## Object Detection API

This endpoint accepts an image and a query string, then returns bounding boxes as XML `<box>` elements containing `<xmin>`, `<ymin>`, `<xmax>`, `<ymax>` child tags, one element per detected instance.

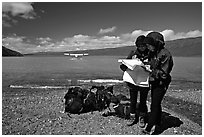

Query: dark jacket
<box><xmin>148</xmin><ymin>47</ymin><xmax>174</xmax><ymax>88</ymax></box>
<box><xmin>120</xmin><ymin>48</ymin><xmax>149</xmax><ymax>71</ymax></box>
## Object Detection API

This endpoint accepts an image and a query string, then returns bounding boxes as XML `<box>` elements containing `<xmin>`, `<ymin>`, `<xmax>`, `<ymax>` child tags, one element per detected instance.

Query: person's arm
<box><xmin>119</xmin><ymin>50</ymin><xmax>135</xmax><ymax>71</ymax></box>
<box><xmin>151</xmin><ymin>50</ymin><xmax>173</xmax><ymax>80</ymax></box>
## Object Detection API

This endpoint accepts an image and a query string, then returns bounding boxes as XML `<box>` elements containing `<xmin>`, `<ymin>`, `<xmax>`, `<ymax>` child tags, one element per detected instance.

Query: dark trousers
<box><xmin>127</xmin><ymin>83</ymin><xmax>149</xmax><ymax>115</ymax></box>
<box><xmin>145</xmin><ymin>84</ymin><xmax>166</xmax><ymax>132</ymax></box>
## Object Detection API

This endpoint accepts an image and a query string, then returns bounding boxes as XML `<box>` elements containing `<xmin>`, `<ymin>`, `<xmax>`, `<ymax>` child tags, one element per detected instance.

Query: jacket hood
<box><xmin>146</xmin><ymin>32</ymin><xmax>165</xmax><ymax>50</ymax></box>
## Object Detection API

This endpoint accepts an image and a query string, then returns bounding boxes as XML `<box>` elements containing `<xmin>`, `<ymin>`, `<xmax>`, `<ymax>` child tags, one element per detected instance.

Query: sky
<box><xmin>2</xmin><ymin>1</ymin><xmax>202</xmax><ymax>54</ymax></box>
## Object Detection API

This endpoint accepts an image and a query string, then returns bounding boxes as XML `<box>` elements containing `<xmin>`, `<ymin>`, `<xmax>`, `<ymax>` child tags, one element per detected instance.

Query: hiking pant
<box><xmin>145</xmin><ymin>84</ymin><xmax>166</xmax><ymax>132</ymax></box>
<box><xmin>127</xmin><ymin>83</ymin><xmax>149</xmax><ymax>115</ymax></box>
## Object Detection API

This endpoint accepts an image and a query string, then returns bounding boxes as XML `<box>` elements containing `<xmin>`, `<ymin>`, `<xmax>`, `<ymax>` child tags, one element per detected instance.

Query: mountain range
<box><xmin>77</xmin><ymin>36</ymin><xmax>202</xmax><ymax>57</ymax></box>
<box><xmin>4</xmin><ymin>36</ymin><xmax>202</xmax><ymax>57</ymax></box>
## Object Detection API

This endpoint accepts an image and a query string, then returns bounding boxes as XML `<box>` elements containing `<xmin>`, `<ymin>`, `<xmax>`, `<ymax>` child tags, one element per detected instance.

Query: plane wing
<box><xmin>64</xmin><ymin>53</ymin><xmax>89</xmax><ymax>57</ymax></box>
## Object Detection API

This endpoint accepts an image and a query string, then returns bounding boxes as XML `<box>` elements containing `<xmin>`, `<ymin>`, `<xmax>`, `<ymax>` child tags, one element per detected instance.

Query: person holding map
<box><xmin>141</xmin><ymin>32</ymin><xmax>174</xmax><ymax>135</ymax></box>
<box><xmin>120</xmin><ymin>35</ymin><xmax>150</xmax><ymax>128</ymax></box>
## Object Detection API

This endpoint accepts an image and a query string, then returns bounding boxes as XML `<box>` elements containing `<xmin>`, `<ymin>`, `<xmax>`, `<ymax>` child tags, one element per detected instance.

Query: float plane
<box><xmin>64</xmin><ymin>53</ymin><xmax>89</xmax><ymax>58</ymax></box>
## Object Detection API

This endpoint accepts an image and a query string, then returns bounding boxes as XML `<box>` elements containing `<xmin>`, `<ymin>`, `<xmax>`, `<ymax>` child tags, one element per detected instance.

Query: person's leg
<box><xmin>126</xmin><ymin>83</ymin><xmax>139</xmax><ymax>126</ymax></box>
<box><xmin>138</xmin><ymin>87</ymin><xmax>149</xmax><ymax>128</ymax></box>
<box><xmin>127</xmin><ymin>83</ymin><xmax>138</xmax><ymax>115</ymax></box>
<box><xmin>139</xmin><ymin>87</ymin><xmax>149</xmax><ymax>113</ymax></box>
<box><xmin>145</xmin><ymin>85</ymin><xmax>166</xmax><ymax>132</ymax></box>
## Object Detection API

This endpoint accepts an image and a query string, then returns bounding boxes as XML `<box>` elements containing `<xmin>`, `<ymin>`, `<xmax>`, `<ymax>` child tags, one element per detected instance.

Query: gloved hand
<box><xmin>120</xmin><ymin>64</ymin><xmax>128</xmax><ymax>71</ymax></box>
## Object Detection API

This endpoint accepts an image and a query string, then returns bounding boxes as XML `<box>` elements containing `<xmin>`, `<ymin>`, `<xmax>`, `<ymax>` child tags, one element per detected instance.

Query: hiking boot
<box><xmin>139</xmin><ymin>116</ymin><xmax>146</xmax><ymax>128</ymax></box>
<box><xmin>127</xmin><ymin>113</ymin><xmax>139</xmax><ymax>126</ymax></box>
<box><xmin>140</xmin><ymin>129</ymin><xmax>150</xmax><ymax>135</ymax></box>
<box><xmin>142</xmin><ymin>125</ymin><xmax>156</xmax><ymax>135</ymax></box>
<box><xmin>151</xmin><ymin>125</ymin><xmax>162</xmax><ymax>135</ymax></box>
<box><xmin>102</xmin><ymin>110</ymin><xmax>115</xmax><ymax>117</ymax></box>
<box><xmin>138</xmin><ymin>112</ymin><xmax>147</xmax><ymax>128</ymax></box>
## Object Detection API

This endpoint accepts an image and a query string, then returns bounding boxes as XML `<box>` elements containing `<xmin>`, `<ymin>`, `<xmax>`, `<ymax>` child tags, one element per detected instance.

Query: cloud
<box><xmin>2</xmin><ymin>13</ymin><xmax>18</xmax><ymax>27</ymax></box>
<box><xmin>2</xmin><ymin>2</ymin><xmax>37</xmax><ymax>27</ymax></box>
<box><xmin>61</xmin><ymin>34</ymin><xmax>122</xmax><ymax>51</ymax></box>
<box><xmin>161</xmin><ymin>29</ymin><xmax>202</xmax><ymax>41</ymax></box>
<box><xmin>2</xmin><ymin>35</ymin><xmax>37</xmax><ymax>53</ymax></box>
<box><xmin>98</xmin><ymin>26</ymin><xmax>117</xmax><ymax>34</ymax></box>
<box><xmin>2</xmin><ymin>29</ymin><xmax>202</xmax><ymax>54</ymax></box>
<box><xmin>121</xmin><ymin>29</ymin><xmax>202</xmax><ymax>43</ymax></box>
<box><xmin>36</xmin><ymin>37</ymin><xmax>53</xmax><ymax>45</ymax></box>
<box><xmin>120</xmin><ymin>30</ymin><xmax>152</xmax><ymax>43</ymax></box>
<box><xmin>2</xmin><ymin>19</ymin><xmax>13</xmax><ymax>27</ymax></box>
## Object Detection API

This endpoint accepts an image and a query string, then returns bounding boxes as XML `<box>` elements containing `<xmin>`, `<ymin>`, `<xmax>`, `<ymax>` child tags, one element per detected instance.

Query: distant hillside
<box><xmin>83</xmin><ymin>37</ymin><xmax>202</xmax><ymax>57</ymax></box>
<box><xmin>166</xmin><ymin>37</ymin><xmax>202</xmax><ymax>57</ymax></box>
<box><xmin>25</xmin><ymin>52</ymin><xmax>64</xmax><ymax>56</ymax></box>
<box><xmin>26</xmin><ymin>37</ymin><xmax>202</xmax><ymax>57</ymax></box>
<box><xmin>2</xmin><ymin>46</ymin><xmax>23</xmax><ymax>57</ymax></box>
<box><xmin>81</xmin><ymin>46</ymin><xmax>135</xmax><ymax>56</ymax></box>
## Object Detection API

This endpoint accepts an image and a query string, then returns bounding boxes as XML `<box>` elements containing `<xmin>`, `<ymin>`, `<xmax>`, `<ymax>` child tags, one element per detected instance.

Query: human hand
<box><xmin>144</xmin><ymin>65</ymin><xmax>152</xmax><ymax>72</ymax></box>
<box><xmin>120</xmin><ymin>64</ymin><xmax>128</xmax><ymax>71</ymax></box>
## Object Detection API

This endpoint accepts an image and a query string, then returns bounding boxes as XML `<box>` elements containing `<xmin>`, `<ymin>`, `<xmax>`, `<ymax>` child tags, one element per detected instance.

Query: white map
<box><xmin>118</xmin><ymin>58</ymin><xmax>144</xmax><ymax>70</ymax></box>
<box><xmin>118</xmin><ymin>59</ymin><xmax>150</xmax><ymax>87</ymax></box>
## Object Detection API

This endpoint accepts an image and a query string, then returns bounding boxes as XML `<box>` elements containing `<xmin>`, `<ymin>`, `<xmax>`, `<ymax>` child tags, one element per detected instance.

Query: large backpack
<box><xmin>64</xmin><ymin>85</ymin><xmax>114</xmax><ymax>115</ymax></box>
<box><xmin>64</xmin><ymin>86</ymin><xmax>87</xmax><ymax>114</ymax></box>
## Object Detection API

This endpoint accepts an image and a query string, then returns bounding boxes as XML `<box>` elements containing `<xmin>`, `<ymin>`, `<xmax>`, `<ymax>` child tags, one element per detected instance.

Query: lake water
<box><xmin>2</xmin><ymin>56</ymin><xmax>202</xmax><ymax>88</ymax></box>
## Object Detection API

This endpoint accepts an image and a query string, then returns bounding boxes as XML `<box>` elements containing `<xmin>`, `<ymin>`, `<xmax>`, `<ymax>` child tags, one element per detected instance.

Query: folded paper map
<box><xmin>118</xmin><ymin>59</ymin><xmax>144</xmax><ymax>70</ymax></box>
<box><xmin>118</xmin><ymin>59</ymin><xmax>149</xmax><ymax>87</ymax></box>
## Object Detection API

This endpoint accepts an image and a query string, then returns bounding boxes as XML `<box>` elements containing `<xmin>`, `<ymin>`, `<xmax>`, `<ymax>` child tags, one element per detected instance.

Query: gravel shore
<box><xmin>2</xmin><ymin>83</ymin><xmax>202</xmax><ymax>135</ymax></box>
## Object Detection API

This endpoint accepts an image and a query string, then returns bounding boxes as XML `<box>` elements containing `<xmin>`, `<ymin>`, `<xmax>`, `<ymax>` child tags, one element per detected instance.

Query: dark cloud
<box><xmin>2</xmin><ymin>2</ymin><xmax>37</xmax><ymax>27</ymax></box>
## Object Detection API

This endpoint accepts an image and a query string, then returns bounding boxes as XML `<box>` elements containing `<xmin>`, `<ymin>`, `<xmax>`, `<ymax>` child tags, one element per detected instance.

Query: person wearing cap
<box><xmin>120</xmin><ymin>35</ymin><xmax>150</xmax><ymax>128</ymax></box>
<box><xmin>141</xmin><ymin>32</ymin><xmax>174</xmax><ymax>135</ymax></box>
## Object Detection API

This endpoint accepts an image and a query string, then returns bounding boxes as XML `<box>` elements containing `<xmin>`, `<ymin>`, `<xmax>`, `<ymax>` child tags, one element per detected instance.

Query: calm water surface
<box><xmin>2</xmin><ymin>56</ymin><xmax>202</xmax><ymax>82</ymax></box>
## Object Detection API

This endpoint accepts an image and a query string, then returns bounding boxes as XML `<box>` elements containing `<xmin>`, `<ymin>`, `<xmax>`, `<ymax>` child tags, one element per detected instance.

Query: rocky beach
<box><xmin>2</xmin><ymin>81</ymin><xmax>202</xmax><ymax>135</ymax></box>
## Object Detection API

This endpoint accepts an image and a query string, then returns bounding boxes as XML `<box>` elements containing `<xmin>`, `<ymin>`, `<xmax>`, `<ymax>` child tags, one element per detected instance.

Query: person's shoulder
<box><xmin>160</xmin><ymin>48</ymin><xmax>172</xmax><ymax>56</ymax></box>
